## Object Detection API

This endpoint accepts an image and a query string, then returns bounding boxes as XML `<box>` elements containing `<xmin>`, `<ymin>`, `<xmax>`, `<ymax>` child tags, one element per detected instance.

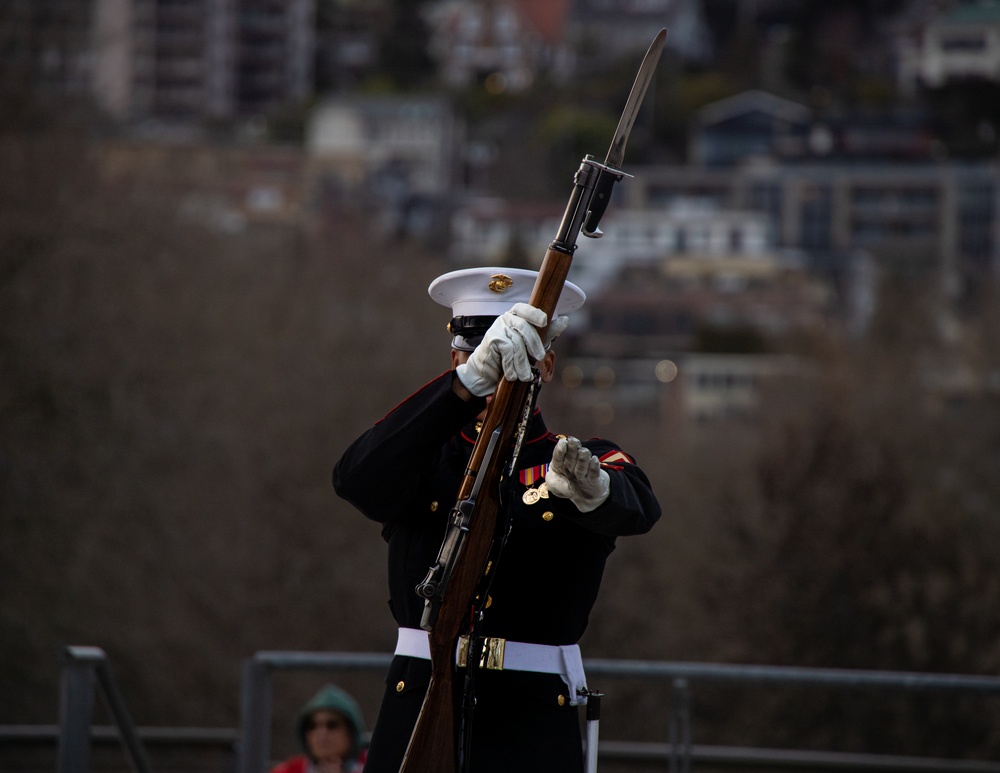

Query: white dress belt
<box><xmin>394</xmin><ymin>627</ymin><xmax>588</xmax><ymax>705</ymax></box>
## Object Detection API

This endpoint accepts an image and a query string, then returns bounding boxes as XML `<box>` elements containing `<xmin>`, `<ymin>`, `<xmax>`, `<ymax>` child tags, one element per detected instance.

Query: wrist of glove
<box><xmin>545</xmin><ymin>436</ymin><xmax>611</xmax><ymax>513</ymax></box>
<box><xmin>456</xmin><ymin>303</ymin><xmax>549</xmax><ymax>397</ymax></box>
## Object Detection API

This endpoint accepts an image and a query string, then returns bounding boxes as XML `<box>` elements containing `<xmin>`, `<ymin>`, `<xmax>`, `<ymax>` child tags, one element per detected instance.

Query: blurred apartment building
<box><xmin>569</xmin><ymin>0</ymin><xmax>712</xmax><ymax>65</ymax></box>
<box><xmin>449</xmin><ymin>87</ymin><xmax>997</xmax><ymax>317</ymax></box>
<box><xmin>4</xmin><ymin>0</ymin><xmax>315</xmax><ymax>123</ymax></box>
<box><xmin>638</xmin><ymin>88</ymin><xmax>1000</xmax><ymax>294</ymax></box>
<box><xmin>896</xmin><ymin>0</ymin><xmax>1000</xmax><ymax>92</ymax></box>
<box><xmin>422</xmin><ymin>0</ymin><xmax>712</xmax><ymax>93</ymax></box>
<box><xmin>305</xmin><ymin>95</ymin><xmax>460</xmax><ymax>241</ymax></box>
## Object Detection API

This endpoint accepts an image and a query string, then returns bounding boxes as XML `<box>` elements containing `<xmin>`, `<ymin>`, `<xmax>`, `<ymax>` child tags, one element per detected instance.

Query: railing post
<box><xmin>58</xmin><ymin>645</ymin><xmax>153</xmax><ymax>773</ymax></box>
<box><xmin>58</xmin><ymin>647</ymin><xmax>100</xmax><ymax>773</ymax></box>
<box><xmin>94</xmin><ymin>653</ymin><xmax>153</xmax><ymax>773</ymax></box>
<box><xmin>238</xmin><ymin>655</ymin><xmax>273</xmax><ymax>773</ymax></box>
<box><xmin>668</xmin><ymin>677</ymin><xmax>692</xmax><ymax>773</ymax></box>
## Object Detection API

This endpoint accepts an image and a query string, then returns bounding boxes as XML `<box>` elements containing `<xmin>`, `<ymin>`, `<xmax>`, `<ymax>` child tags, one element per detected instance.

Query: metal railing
<box><xmin>57</xmin><ymin>645</ymin><xmax>153</xmax><ymax>773</ymax></box>
<box><xmin>24</xmin><ymin>646</ymin><xmax>1000</xmax><ymax>773</ymax></box>
<box><xmin>239</xmin><ymin>650</ymin><xmax>1000</xmax><ymax>773</ymax></box>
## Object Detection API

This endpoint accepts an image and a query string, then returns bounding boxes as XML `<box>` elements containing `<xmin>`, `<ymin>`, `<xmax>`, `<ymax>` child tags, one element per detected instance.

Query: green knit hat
<box><xmin>295</xmin><ymin>683</ymin><xmax>366</xmax><ymax>762</ymax></box>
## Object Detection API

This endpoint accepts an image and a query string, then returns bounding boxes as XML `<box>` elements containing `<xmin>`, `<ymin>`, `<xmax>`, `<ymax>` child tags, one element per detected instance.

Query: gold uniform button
<box><xmin>557</xmin><ymin>694</ymin><xmax>567</xmax><ymax>706</ymax></box>
<box><xmin>430</xmin><ymin>501</ymin><xmax>439</xmax><ymax>512</ymax></box>
<box><xmin>396</xmin><ymin>681</ymin><xmax>405</xmax><ymax>693</ymax></box>
<box><xmin>542</xmin><ymin>511</ymin><xmax>554</xmax><ymax>521</ymax></box>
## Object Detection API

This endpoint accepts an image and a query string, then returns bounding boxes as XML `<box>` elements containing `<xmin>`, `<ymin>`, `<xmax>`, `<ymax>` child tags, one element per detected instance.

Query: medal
<box><xmin>537</xmin><ymin>481</ymin><xmax>549</xmax><ymax>498</ymax></box>
<box><xmin>522</xmin><ymin>488</ymin><xmax>541</xmax><ymax>505</ymax></box>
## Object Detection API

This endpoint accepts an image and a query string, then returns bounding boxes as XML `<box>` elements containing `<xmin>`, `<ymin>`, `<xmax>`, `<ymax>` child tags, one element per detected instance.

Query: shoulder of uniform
<box><xmin>546</xmin><ymin>433</ymin><xmax>637</xmax><ymax>467</ymax></box>
<box><xmin>584</xmin><ymin>437</ymin><xmax>636</xmax><ymax>468</ymax></box>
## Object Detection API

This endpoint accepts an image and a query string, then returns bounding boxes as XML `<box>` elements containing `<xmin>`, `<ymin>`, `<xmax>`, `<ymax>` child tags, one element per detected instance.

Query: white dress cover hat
<box><xmin>428</xmin><ymin>266</ymin><xmax>585</xmax><ymax>318</ymax></box>
<box><xmin>428</xmin><ymin>267</ymin><xmax>586</xmax><ymax>350</ymax></box>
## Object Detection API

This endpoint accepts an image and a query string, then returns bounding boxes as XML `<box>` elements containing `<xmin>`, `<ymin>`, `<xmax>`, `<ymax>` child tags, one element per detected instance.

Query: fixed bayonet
<box><xmin>581</xmin><ymin>28</ymin><xmax>666</xmax><ymax>238</ymax></box>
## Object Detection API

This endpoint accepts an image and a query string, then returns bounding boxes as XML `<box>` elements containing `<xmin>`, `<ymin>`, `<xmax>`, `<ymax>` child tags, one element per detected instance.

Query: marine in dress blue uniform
<box><xmin>333</xmin><ymin>268</ymin><xmax>661</xmax><ymax>773</ymax></box>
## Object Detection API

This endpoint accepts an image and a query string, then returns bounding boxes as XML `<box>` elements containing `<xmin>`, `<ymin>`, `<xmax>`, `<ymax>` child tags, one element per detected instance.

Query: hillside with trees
<box><xmin>3</xmin><ymin>120</ymin><xmax>1000</xmax><ymax>766</ymax></box>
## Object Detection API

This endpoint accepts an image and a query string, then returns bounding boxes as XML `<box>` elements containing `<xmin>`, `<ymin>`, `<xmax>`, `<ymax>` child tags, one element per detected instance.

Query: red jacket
<box><xmin>269</xmin><ymin>750</ymin><xmax>368</xmax><ymax>773</ymax></box>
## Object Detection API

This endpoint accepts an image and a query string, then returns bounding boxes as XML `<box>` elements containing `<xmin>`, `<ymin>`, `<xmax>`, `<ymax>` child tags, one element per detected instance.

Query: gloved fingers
<box><xmin>576</xmin><ymin>468</ymin><xmax>611</xmax><ymax>512</ymax></box>
<box><xmin>575</xmin><ymin>454</ymin><xmax>601</xmax><ymax>487</ymax></box>
<box><xmin>495</xmin><ymin>333</ymin><xmax>533</xmax><ymax>381</ymax></box>
<box><xmin>557</xmin><ymin>436</ymin><xmax>584</xmax><ymax>474</ymax></box>
<box><xmin>546</xmin><ymin>436</ymin><xmax>611</xmax><ymax>512</ymax></box>
<box><xmin>551</xmin><ymin>436</ymin><xmax>580</xmax><ymax>474</ymax></box>
<box><xmin>550</xmin><ymin>436</ymin><xmax>569</xmax><ymax>472</ymax></box>
<box><xmin>566</xmin><ymin>437</ymin><xmax>590</xmax><ymax>470</ymax></box>
<box><xmin>567</xmin><ymin>445</ymin><xmax>598</xmax><ymax>486</ymax></box>
<box><xmin>509</xmin><ymin>304</ymin><xmax>569</xmax><ymax>349</ymax></box>
<box><xmin>509</xmin><ymin>302</ymin><xmax>548</xmax><ymax>328</ymax></box>
<box><xmin>545</xmin><ymin>315</ymin><xmax>570</xmax><ymax>345</ymax></box>
<box><xmin>486</xmin><ymin>305</ymin><xmax>545</xmax><ymax>381</ymax></box>
<box><xmin>503</xmin><ymin>309</ymin><xmax>546</xmax><ymax>362</ymax></box>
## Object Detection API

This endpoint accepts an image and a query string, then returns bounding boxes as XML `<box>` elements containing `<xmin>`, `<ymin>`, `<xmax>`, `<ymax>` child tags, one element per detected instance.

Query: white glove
<box><xmin>545</xmin><ymin>314</ymin><xmax>570</xmax><ymax>346</ymax></box>
<box><xmin>546</xmin><ymin>436</ymin><xmax>611</xmax><ymax>513</ymax></box>
<box><xmin>456</xmin><ymin>303</ymin><xmax>548</xmax><ymax>397</ymax></box>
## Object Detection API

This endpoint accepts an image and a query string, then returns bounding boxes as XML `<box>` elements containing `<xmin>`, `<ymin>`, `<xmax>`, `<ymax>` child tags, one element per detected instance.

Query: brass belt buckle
<box><xmin>483</xmin><ymin>637</ymin><xmax>506</xmax><ymax>670</ymax></box>
<box><xmin>456</xmin><ymin>635</ymin><xmax>506</xmax><ymax>670</ymax></box>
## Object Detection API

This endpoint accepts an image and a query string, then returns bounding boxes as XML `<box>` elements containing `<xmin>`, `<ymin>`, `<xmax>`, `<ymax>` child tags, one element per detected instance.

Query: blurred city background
<box><xmin>3</xmin><ymin>0</ymin><xmax>1000</xmax><ymax>770</ymax></box>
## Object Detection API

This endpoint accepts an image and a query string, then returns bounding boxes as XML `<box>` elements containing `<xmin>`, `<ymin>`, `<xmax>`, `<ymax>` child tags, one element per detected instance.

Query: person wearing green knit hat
<box><xmin>269</xmin><ymin>683</ymin><xmax>368</xmax><ymax>773</ymax></box>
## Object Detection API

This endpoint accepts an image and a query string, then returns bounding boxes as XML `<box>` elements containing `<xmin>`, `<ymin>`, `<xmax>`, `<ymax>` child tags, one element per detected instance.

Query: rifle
<box><xmin>399</xmin><ymin>29</ymin><xmax>666</xmax><ymax>773</ymax></box>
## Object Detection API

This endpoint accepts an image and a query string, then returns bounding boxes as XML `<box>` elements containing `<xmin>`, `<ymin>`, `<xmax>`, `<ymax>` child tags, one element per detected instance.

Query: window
<box><xmin>940</xmin><ymin>34</ymin><xmax>987</xmax><ymax>52</ymax></box>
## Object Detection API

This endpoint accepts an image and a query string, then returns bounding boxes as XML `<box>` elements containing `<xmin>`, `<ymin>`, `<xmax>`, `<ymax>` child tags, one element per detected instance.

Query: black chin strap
<box><xmin>448</xmin><ymin>315</ymin><xmax>497</xmax><ymax>338</ymax></box>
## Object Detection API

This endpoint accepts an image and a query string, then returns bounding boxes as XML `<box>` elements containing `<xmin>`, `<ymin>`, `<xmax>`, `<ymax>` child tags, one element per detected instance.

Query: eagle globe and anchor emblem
<box><xmin>488</xmin><ymin>274</ymin><xmax>514</xmax><ymax>293</ymax></box>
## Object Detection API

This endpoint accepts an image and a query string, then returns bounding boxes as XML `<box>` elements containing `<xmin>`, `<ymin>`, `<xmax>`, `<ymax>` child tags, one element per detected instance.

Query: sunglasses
<box><xmin>306</xmin><ymin>717</ymin><xmax>346</xmax><ymax>732</ymax></box>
